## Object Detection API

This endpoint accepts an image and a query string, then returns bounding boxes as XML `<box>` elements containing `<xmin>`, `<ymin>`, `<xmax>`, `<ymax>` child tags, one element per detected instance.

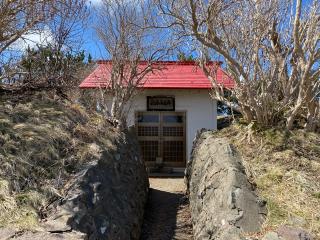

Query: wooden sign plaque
<box><xmin>147</xmin><ymin>96</ymin><xmax>175</xmax><ymax>111</ymax></box>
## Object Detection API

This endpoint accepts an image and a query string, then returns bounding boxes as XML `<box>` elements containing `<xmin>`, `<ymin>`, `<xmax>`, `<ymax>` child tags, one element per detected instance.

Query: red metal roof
<box><xmin>79</xmin><ymin>61</ymin><xmax>234</xmax><ymax>89</ymax></box>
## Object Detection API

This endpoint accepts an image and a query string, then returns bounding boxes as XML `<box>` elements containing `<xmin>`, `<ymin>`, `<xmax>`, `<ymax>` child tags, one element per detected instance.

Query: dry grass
<box><xmin>0</xmin><ymin>96</ymin><xmax>118</xmax><ymax>230</ymax></box>
<box><xmin>214</xmin><ymin>124</ymin><xmax>320</xmax><ymax>239</ymax></box>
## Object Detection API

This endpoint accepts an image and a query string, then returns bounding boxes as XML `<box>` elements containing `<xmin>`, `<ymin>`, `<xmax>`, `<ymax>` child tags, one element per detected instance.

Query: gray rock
<box><xmin>62</xmin><ymin>131</ymin><xmax>149</xmax><ymax>240</ymax></box>
<box><xmin>186</xmin><ymin>132</ymin><xmax>267</xmax><ymax>240</ymax></box>
<box><xmin>263</xmin><ymin>232</ymin><xmax>282</xmax><ymax>240</ymax></box>
<box><xmin>42</xmin><ymin>213</ymin><xmax>73</xmax><ymax>232</ymax></box>
<box><xmin>9</xmin><ymin>131</ymin><xmax>149</xmax><ymax>240</ymax></box>
<box><xmin>277</xmin><ymin>225</ymin><xmax>313</xmax><ymax>240</ymax></box>
<box><xmin>10</xmin><ymin>231</ymin><xmax>86</xmax><ymax>239</ymax></box>
<box><xmin>115</xmin><ymin>153</ymin><xmax>121</xmax><ymax>161</ymax></box>
<box><xmin>0</xmin><ymin>227</ymin><xmax>17</xmax><ymax>239</ymax></box>
<box><xmin>288</xmin><ymin>215</ymin><xmax>307</xmax><ymax>228</ymax></box>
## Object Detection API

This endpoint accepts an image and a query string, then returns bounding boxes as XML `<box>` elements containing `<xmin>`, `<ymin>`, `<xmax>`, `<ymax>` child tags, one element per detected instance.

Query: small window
<box><xmin>137</xmin><ymin>114</ymin><xmax>159</xmax><ymax>123</ymax></box>
<box><xmin>163</xmin><ymin>115</ymin><xmax>183</xmax><ymax>123</ymax></box>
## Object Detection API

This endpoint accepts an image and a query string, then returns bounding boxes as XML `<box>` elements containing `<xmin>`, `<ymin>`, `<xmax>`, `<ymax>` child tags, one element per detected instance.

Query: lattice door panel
<box><xmin>136</xmin><ymin>111</ymin><xmax>186</xmax><ymax>167</ymax></box>
<box><xmin>163</xmin><ymin>141</ymin><xmax>184</xmax><ymax>162</ymax></box>
<box><xmin>161</xmin><ymin>112</ymin><xmax>185</xmax><ymax>164</ymax></box>
<box><xmin>139</xmin><ymin>141</ymin><xmax>159</xmax><ymax>162</ymax></box>
<box><xmin>162</xmin><ymin>126</ymin><xmax>184</xmax><ymax>137</ymax></box>
<box><xmin>138</xmin><ymin>126</ymin><xmax>159</xmax><ymax>136</ymax></box>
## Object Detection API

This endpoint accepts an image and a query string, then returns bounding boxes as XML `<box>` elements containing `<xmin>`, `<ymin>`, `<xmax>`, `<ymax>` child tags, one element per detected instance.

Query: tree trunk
<box><xmin>286</xmin><ymin>114</ymin><xmax>296</xmax><ymax>130</ymax></box>
<box><xmin>305</xmin><ymin>101</ymin><xmax>319</xmax><ymax>132</ymax></box>
<box><xmin>286</xmin><ymin>97</ymin><xmax>303</xmax><ymax>130</ymax></box>
<box><xmin>111</xmin><ymin>96</ymin><xmax>118</xmax><ymax>118</ymax></box>
<box><xmin>241</xmin><ymin>106</ymin><xmax>254</xmax><ymax>123</ymax></box>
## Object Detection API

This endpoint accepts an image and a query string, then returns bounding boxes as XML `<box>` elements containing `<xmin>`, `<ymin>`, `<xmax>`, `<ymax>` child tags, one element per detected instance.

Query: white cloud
<box><xmin>13</xmin><ymin>27</ymin><xmax>54</xmax><ymax>51</ymax></box>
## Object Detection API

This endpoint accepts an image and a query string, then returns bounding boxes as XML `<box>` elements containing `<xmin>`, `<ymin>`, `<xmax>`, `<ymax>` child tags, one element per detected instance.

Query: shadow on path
<box><xmin>140</xmin><ymin>187</ymin><xmax>193</xmax><ymax>240</ymax></box>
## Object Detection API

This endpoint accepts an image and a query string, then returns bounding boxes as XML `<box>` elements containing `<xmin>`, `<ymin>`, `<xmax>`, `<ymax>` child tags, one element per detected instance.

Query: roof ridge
<box><xmin>96</xmin><ymin>60</ymin><xmax>223</xmax><ymax>66</ymax></box>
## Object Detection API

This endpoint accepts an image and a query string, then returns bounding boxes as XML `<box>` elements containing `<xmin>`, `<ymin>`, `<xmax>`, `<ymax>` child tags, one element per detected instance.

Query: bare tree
<box><xmin>0</xmin><ymin>1</ymin><xmax>54</xmax><ymax>55</ymax></box>
<box><xmin>156</xmin><ymin>0</ymin><xmax>320</xmax><ymax>131</ymax></box>
<box><xmin>94</xmin><ymin>0</ymin><xmax>170</xmax><ymax>126</ymax></box>
<box><xmin>0</xmin><ymin>0</ymin><xmax>89</xmax><ymax>97</ymax></box>
<box><xmin>0</xmin><ymin>0</ymin><xmax>54</xmax><ymax>83</ymax></box>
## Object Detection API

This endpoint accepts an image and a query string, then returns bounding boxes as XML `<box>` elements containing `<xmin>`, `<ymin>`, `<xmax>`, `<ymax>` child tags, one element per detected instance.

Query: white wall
<box><xmin>127</xmin><ymin>89</ymin><xmax>217</xmax><ymax>162</ymax></box>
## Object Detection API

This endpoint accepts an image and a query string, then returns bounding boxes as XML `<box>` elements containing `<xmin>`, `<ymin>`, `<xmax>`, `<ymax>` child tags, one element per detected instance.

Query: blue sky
<box><xmin>82</xmin><ymin>0</ymin><xmax>106</xmax><ymax>59</ymax></box>
<box><xmin>11</xmin><ymin>0</ymin><xmax>107</xmax><ymax>60</ymax></box>
<box><xmin>81</xmin><ymin>1</ymin><xmax>186</xmax><ymax>61</ymax></box>
<box><xmin>82</xmin><ymin>25</ymin><xmax>106</xmax><ymax>59</ymax></box>
<box><xmin>81</xmin><ymin>0</ymin><xmax>316</xmax><ymax>61</ymax></box>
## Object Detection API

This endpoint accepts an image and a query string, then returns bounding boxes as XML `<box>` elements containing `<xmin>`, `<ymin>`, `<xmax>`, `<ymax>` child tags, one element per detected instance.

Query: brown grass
<box><xmin>0</xmin><ymin>96</ymin><xmax>118</xmax><ymax>230</ymax></box>
<box><xmin>214</xmin><ymin>124</ymin><xmax>320</xmax><ymax>239</ymax></box>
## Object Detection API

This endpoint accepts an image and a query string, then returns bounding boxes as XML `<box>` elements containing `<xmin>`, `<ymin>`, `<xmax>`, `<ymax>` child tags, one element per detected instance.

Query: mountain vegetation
<box><xmin>0</xmin><ymin>95</ymin><xmax>116</xmax><ymax>229</ymax></box>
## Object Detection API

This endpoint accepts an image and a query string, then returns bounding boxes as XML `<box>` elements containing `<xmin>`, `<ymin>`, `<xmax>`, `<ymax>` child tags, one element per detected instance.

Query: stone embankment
<box><xmin>1</xmin><ymin>130</ymin><xmax>149</xmax><ymax>240</ymax></box>
<box><xmin>185</xmin><ymin>130</ymin><xmax>267</xmax><ymax>240</ymax></box>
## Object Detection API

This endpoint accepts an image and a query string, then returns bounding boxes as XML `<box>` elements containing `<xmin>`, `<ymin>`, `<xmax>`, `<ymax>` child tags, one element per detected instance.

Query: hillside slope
<box><xmin>0</xmin><ymin>96</ymin><xmax>117</xmax><ymax>230</ymax></box>
<box><xmin>215</xmin><ymin>124</ymin><xmax>320</xmax><ymax>239</ymax></box>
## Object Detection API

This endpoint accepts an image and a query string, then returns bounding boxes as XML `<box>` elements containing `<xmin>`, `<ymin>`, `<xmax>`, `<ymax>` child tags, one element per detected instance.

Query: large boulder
<box><xmin>186</xmin><ymin>131</ymin><xmax>267</xmax><ymax>240</ymax></box>
<box><xmin>7</xmin><ymin>130</ymin><xmax>149</xmax><ymax>240</ymax></box>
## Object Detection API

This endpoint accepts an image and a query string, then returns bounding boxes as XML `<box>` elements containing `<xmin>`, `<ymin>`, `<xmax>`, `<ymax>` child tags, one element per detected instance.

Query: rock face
<box><xmin>261</xmin><ymin>226</ymin><xmax>314</xmax><ymax>240</ymax></box>
<box><xmin>58</xmin><ymin>130</ymin><xmax>149</xmax><ymax>239</ymax></box>
<box><xmin>8</xmin><ymin>130</ymin><xmax>149</xmax><ymax>240</ymax></box>
<box><xmin>277</xmin><ymin>225</ymin><xmax>313</xmax><ymax>240</ymax></box>
<box><xmin>185</xmin><ymin>130</ymin><xmax>267</xmax><ymax>240</ymax></box>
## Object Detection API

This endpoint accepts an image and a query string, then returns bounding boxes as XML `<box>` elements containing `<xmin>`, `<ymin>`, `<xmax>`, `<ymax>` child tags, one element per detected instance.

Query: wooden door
<box><xmin>136</xmin><ymin>111</ymin><xmax>186</xmax><ymax>167</ymax></box>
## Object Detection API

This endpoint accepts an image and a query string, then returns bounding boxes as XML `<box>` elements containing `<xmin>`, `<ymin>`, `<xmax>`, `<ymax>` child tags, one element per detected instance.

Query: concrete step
<box><xmin>147</xmin><ymin>167</ymin><xmax>185</xmax><ymax>178</ymax></box>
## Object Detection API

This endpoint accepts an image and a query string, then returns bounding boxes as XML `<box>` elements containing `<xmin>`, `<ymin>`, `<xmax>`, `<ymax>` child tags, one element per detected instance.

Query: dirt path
<box><xmin>140</xmin><ymin>178</ymin><xmax>193</xmax><ymax>240</ymax></box>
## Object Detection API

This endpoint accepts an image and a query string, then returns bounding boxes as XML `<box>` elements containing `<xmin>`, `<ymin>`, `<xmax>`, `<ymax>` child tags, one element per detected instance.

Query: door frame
<box><xmin>135</xmin><ymin>111</ymin><xmax>187</xmax><ymax>168</ymax></box>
